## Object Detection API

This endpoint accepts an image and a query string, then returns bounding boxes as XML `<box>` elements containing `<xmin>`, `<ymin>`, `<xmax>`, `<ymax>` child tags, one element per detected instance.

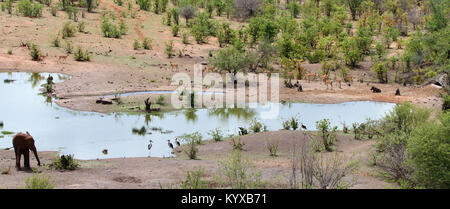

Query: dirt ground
<box><xmin>0</xmin><ymin>0</ymin><xmax>445</xmax><ymax>189</ymax></box>
<box><xmin>0</xmin><ymin>130</ymin><xmax>394</xmax><ymax>189</ymax></box>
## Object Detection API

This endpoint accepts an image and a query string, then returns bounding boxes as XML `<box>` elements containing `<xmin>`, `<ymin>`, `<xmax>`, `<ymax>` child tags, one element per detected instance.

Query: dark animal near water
<box><xmin>297</xmin><ymin>84</ymin><xmax>303</xmax><ymax>92</ymax></box>
<box><xmin>167</xmin><ymin>140</ymin><xmax>174</xmax><ymax>149</ymax></box>
<box><xmin>395</xmin><ymin>88</ymin><xmax>401</xmax><ymax>96</ymax></box>
<box><xmin>370</xmin><ymin>86</ymin><xmax>381</xmax><ymax>93</ymax></box>
<box><xmin>13</xmin><ymin>132</ymin><xmax>41</xmax><ymax>170</ymax></box>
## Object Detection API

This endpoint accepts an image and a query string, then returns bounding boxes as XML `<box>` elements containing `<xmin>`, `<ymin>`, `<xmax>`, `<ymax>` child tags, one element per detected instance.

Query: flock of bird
<box><xmin>147</xmin><ymin>138</ymin><xmax>181</xmax><ymax>151</ymax></box>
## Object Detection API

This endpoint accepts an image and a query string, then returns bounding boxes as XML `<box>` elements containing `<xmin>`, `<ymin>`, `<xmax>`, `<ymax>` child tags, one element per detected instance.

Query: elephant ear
<box><xmin>26</xmin><ymin>131</ymin><xmax>31</xmax><ymax>136</ymax></box>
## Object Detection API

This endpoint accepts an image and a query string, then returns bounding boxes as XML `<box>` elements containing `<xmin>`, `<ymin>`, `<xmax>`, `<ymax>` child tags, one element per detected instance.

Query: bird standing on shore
<box><xmin>301</xmin><ymin>123</ymin><xmax>307</xmax><ymax>130</ymax></box>
<box><xmin>168</xmin><ymin>140</ymin><xmax>174</xmax><ymax>149</ymax></box>
<box><xmin>148</xmin><ymin>140</ymin><xmax>153</xmax><ymax>150</ymax></box>
<box><xmin>175</xmin><ymin>138</ymin><xmax>180</xmax><ymax>147</ymax></box>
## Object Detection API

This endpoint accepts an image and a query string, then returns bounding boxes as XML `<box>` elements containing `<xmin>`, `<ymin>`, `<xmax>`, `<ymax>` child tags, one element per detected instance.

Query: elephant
<box><xmin>12</xmin><ymin>132</ymin><xmax>41</xmax><ymax>170</ymax></box>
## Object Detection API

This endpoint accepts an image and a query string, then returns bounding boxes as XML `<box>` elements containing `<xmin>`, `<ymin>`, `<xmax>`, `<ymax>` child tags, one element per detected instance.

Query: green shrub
<box><xmin>216</xmin><ymin>151</ymin><xmax>262</xmax><ymax>189</ymax></box>
<box><xmin>62</xmin><ymin>22</ymin><xmax>77</xmax><ymax>39</ymax></box>
<box><xmin>443</xmin><ymin>94</ymin><xmax>450</xmax><ymax>111</ymax></box>
<box><xmin>136</xmin><ymin>0</ymin><xmax>150</xmax><ymax>11</ymax></box>
<box><xmin>101</xmin><ymin>18</ymin><xmax>122</xmax><ymax>38</ymax></box>
<box><xmin>181</xmin><ymin>167</ymin><xmax>208</xmax><ymax>189</ymax></box>
<box><xmin>182</xmin><ymin>31</ymin><xmax>190</xmax><ymax>44</ymax></box>
<box><xmin>7</xmin><ymin>49</ymin><xmax>12</xmax><ymax>55</ymax></box>
<box><xmin>249</xmin><ymin>120</ymin><xmax>266</xmax><ymax>133</ymax></box>
<box><xmin>5</xmin><ymin>0</ymin><xmax>13</xmax><ymax>14</ymax></box>
<box><xmin>165</xmin><ymin>40</ymin><xmax>174</xmax><ymax>58</ymax></box>
<box><xmin>315</xmin><ymin>119</ymin><xmax>338</xmax><ymax>152</ymax></box>
<box><xmin>408</xmin><ymin>112</ymin><xmax>450</xmax><ymax>189</ymax></box>
<box><xmin>18</xmin><ymin>0</ymin><xmax>43</xmax><ymax>18</ymax></box>
<box><xmin>207</xmin><ymin>128</ymin><xmax>223</xmax><ymax>142</ymax></box>
<box><xmin>265</xmin><ymin>138</ymin><xmax>279</xmax><ymax>157</ymax></box>
<box><xmin>171</xmin><ymin>24</ymin><xmax>179</xmax><ymax>37</ymax></box>
<box><xmin>180</xmin><ymin>133</ymin><xmax>202</xmax><ymax>159</ymax></box>
<box><xmin>142</xmin><ymin>37</ymin><xmax>152</xmax><ymax>50</ymax></box>
<box><xmin>230</xmin><ymin>137</ymin><xmax>245</xmax><ymax>151</ymax></box>
<box><xmin>52</xmin><ymin>154</ymin><xmax>79</xmax><ymax>170</ymax></box>
<box><xmin>73</xmin><ymin>46</ymin><xmax>91</xmax><ymax>61</ymax></box>
<box><xmin>25</xmin><ymin>174</ymin><xmax>54</xmax><ymax>189</ymax></box>
<box><xmin>282</xmin><ymin>120</ymin><xmax>291</xmax><ymax>130</ymax></box>
<box><xmin>29</xmin><ymin>44</ymin><xmax>41</xmax><ymax>61</ymax></box>
<box><xmin>133</xmin><ymin>39</ymin><xmax>140</xmax><ymax>50</ymax></box>
<box><xmin>65</xmin><ymin>41</ymin><xmax>73</xmax><ymax>54</ymax></box>
<box><xmin>78</xmin><ymin>21</ymin><xmax>86</xmax><ymax>33</ymax></box>
<box><xmin>372</xmin><ymin>62</ymin><xmax>388</xmax><ymax>83</ymax></box>
<box><xmin>156</xmin><ymin>95</ymin><xmax>165</xmax><ymax>105</ymax></box>
<box><xmin>52</xmin><ymin>36</ymin><xmax>61</xmax><ymax>47</ymax></box>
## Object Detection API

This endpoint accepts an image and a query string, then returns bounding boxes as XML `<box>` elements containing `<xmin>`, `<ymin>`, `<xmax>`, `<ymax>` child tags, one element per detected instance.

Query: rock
<box><xmin>201</xmin><ymin>62</ymin><xmax>207</xmax><ymax>65</ymax></box>
<box><xmin>421</xmin><ymin>73</ymin><xmax>449</xmax><ymax>89</ymax></box>
<box><xmin>96</xmin><ymin>98</ymin><xmax>113</xmax><ymax>105</ymax></box>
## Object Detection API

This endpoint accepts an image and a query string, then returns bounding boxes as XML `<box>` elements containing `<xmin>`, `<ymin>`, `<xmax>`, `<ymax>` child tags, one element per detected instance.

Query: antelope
<box><xmin>344</xmin><ymin>75</ymin><xmax>353</xmax><ymax>83</ymax></box>
<box><xmin>320</xmin><ymin>75</ymin><xmax>329</xmax><ymax>85</ymax></box>
<box><xmin>170</xmin><ymin>62</ymin><xmax>179</xmax><ymax>71</ymax></box>
<box><xmin>57</xmin><ymin>55</ymin><xmax>68</xmax><ymax>63</ymax></box>
<box><xmin>306</xmin><ymin>73</ymin><xmax>317</xmax><ymax>82</ymax></box>
<box><xmin>335</xmin><ymin>78</ymin><xmax>342</xmax><ymax>89</ymax></box>
<box><xmin>325</xmin><ymin>79</ymin><xmax>333</xmax><ymax>90</ymax></box>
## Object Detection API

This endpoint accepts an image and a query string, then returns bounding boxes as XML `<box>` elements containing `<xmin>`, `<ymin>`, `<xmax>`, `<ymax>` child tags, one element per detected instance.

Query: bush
<box><xmin>52</xmin><ymin>154</ymin><xmax>79</xmax><ymax>170</ymax></box>
<box><xmin>142</xmin><ymin>38</ymin><xmax>152</xmax><ymax>50</ymax></box>
<box><xmin>65</xmin><ymin>41</ymin><xmax>73</xmax><ymax>54</ymax></box>
<box><xmin>408</xmin><ymin>112</ymin><xmax>450</xmax><ymax>189</ymax></box>
<box><xmin>133</xmin><ymin>39</ymin><xmax>140</xmax><ymax>50</ymax></box>
<box><xmin>78</xmin><ymin>21</ymin><xmax>86</xmax><ymax>33</ymax></box>
<box><xmin>372</xmin><ymin>62</ymin><xmax>388</xmax><ymax>83</ymax></box>
<box><xmin>171</xmin><ymin>24</ymin><xmax>179</xmax><ymax>37</ymax></box>
<box><xmin>29</xmin><ymin>44</ymin><xmax>41</xmax><ymax>61</ymax></box>
<box><xmin>315</xmin><ymin>119</ymin><xmax>337</xmax><ymax>152</ymax></box>
<box><xmin>181</xmin><ymin>167</ymin><xmax>208</xmax><ymax>189</ymax></box>
<box><xmin>62</xmin><ymin>22</ymin><xmax>77</xmax><ymax>39</ymax></box>
<box><xmin>216</xmin><ymin>150</ymin><xmax>262</xmax><ymax>189</ymax></box>
<box><xmin>136</xmin><ymin>0</ymin><xmax>151</xmax><ymax>11</ymax></box>
<box><xmin>73</xmin><ymin>46</ymin><xmax>91</xmax><ymax>61</ymax></box>
<box><xmin>208</xmin><ymin>128</ymin><xmax>223</xmax><ymax>142</ymax></box>
<box><xmin>182</xmin><ymin>31</ymin><xmax>190</xmax><ymax>44</ymax></box>
<box><xmin>156</xmin><ymin>95</ymin><xmax>165</xmax><ymax>105</ymax></box>
<box><xmin>7</xmin><ymin>49</ymin><xmax>12</xmax><ymax>55</ymax></box>
<box><xmin>18</xmin><ymin>0</ymin><xmax>43</xmax><ymax>18</ymax></box>
<box><xmin>165</xmin><ymin>40</ymin><xmax>174</xmax><ymax>58</ymax></box>
<box><xmin>230</xmin><ymin>137</ymin><xmax>245</xmax><ymax>151</ymax></box>
<box><xmin>249</xmin><ymin>120</ymin><xmax>266</xmax><ymax>133</ymax></box>
<box><xmin>52</xmin><ymin>36</ymin><xmax>61</xmax><ymax>47</ymax></box>
<box><xmin>265</xmin><ymin>138</ymin><xmax>279</xmax><ymax>157</ymax></box>
<box><xmin>179</xmin><ymin>133</ymin><xmax>201</xmax><ymax>160</ymax></box>
<box><xmin>443</xmin><ymin>94</ymin><xmax>450</xmax><ymax>111</ymax></box>
<box><xmin>24</xmin><ymin>174</ymin><xmax>54</xmax><ymax>189</ymax></box>
<box><xmin>101</xmin><ymin>18</ymin><xmax>122</xmax><ymax>38</ymax></box>
<box><xmin>282</xmin><ymin>120</ymin><xmax>291</xmax><ymax>130</ymax></box>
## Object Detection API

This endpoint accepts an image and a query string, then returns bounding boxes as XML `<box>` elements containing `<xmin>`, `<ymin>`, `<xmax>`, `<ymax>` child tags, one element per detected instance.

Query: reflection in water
<box><xmin>0</xmin><ymin>72</ymin><xmax>396</xmax><ymax>160</ymax></box>
<box><xmin>29</xmin><ymin>72</ymin><xmax>44</xmax><ymax>88</ymax></box>
<box><xmin>208</xmin><ymin>106</ymin><xmax>256</xmax><ymax>121</ymax></box>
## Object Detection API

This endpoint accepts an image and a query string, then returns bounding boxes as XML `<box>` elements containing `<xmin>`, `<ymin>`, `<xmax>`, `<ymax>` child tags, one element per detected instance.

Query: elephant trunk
<box><xmin>31</xmin><ymin>145</ymin><xmax>41</xmax><ymax>166</ymax></box>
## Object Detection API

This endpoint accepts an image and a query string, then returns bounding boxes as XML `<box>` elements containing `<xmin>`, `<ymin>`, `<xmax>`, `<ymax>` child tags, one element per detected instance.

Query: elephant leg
<box><xmin>24</xmin><ymin>150</ymin><xmax>30</xmax><ymax>170</ymax></box>
<box><xmin>15</xmin><ymin>149</ymin><xmax>21</xmax><ymax>170</ymax></box>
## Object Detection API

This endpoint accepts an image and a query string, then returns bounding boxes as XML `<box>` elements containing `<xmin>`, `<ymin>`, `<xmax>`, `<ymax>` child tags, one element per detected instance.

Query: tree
<box><xmin>233</xmin><ymin>0</ymin><xmax>260</xmax><ymax>19</ymax></box>
<box><xmin>180</xmin><ymin>5</ymin><xmax>196</xmax><ymax>25</ymax></box>
<box><xmin>341</xmin><ymin>37</ymin><xmax>363</xmax><ymax>67</ymax></box>
<box><xmin>371</xmin><ymin>62</ymin><xmax>388</xmax><ymax>83</ymax></box>
<box><xmin>345</xmin><ymin>0</ymin><xmax>362</xmax><ymax>20</ymax></box>
<box><xmin>426</xmin><ymin>0</ymin><xmax>447</xmax><ymax>32</ymax></box>
<box><xmin>408</xmin><ymin>112</ymin><xmax>450</xmax><ymax>188</ymax></box>
<box><xmin>209</xmin><ymin>47</ymin><xmax>252</xmax><ymax>76</ymax></box>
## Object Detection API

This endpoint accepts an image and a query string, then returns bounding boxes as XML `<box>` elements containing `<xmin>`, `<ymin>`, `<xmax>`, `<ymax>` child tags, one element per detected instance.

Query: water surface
<box><xmin>0</xmin><ymin>72</ymin><xmax>395</xmax><ymax>159</ymax></box>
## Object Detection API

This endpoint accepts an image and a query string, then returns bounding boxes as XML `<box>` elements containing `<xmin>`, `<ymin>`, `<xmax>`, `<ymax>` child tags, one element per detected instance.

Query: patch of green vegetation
<box><xmin>1</xmin><ymin>131</ymin><xmax>14</xmax><ymax>135</ymax></box>
<box><xmin>52</xmin><ymin>154</ymin><xmax>79</xmax><ymax>171</ymax></box>
<box><xmin>24</xmin><ymin>174</ymin><xmax>54</xmax><ymax>189</ymax></box>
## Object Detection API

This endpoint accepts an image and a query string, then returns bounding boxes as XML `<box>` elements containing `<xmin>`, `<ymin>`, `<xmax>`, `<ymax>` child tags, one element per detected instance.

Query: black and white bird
<box><xmin>168</xmin><ymin>140</ymin><xmax>174</xmax><ymax>149</ymax></box>
<box><xmin>175</xmin><ymin>138</ymin><xmax>180</xmax><ymax>147</ymax></box>
<box><xmin>301</xmin><ymin>123</ymin><xmax>307</xmax><ymax>130</ymax></box>
<box><xmin>148</xmin><ymin>140</ymin><xmax>153</xmax><ymax>150</ymax></box>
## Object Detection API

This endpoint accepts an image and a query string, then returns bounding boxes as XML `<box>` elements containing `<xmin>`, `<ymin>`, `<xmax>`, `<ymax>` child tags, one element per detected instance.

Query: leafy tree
<box><xmin>180</xmin><ymin>5</ymin><xmax>196</xmax><ymax>25</ymax></box>
<box><xmin>372</xmin><ymin>62</ymin><xmax>388</xmax><ymax>83</ymax></box>
<box><xmin>408</xmin><ymin>112</ymin><xmax>450</xmax><ymax>189</ymax></box>
<box><xmin>209</xmin><ymin>47</ymin><xmax>252</xmax><ymax>76</ymax></box>
<box><xmin>426</xmin><ymin>0</ymin><xmax>448</xmax><ymax>32</ymax></box>
<box><xmin>345</xmin><ymin>0</ymin><xmax>362</xmax><ymax>20</ymax></box>
<box><xmin>287</xmin><ymin>1</ymin><xmax>300</xmax><ymax>18</ymax></box>
<box><xmin>341</xmin><ymin>37</ymin><xmax>363</xmax><ymax>67</ymax></box>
